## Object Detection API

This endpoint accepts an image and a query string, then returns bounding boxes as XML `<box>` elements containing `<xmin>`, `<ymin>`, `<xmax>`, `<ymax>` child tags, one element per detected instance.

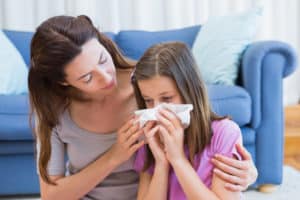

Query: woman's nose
<box><xmin>95</xmin><ymin>67</ymin><xmax>112</xmax><ymax>83</ymax></box>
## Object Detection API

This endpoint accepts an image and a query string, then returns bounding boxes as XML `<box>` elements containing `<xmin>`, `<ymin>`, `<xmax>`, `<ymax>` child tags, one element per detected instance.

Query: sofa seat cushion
<box><xmin>208</xmin><ymin>84</ymin><xmax>251</xmax><ymax>127</ymax></box>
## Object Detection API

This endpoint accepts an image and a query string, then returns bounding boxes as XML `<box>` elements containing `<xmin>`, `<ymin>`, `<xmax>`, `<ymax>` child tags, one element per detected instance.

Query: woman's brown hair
<box><xmin>29</xmin><ymin>15</ymin><xmax>134</xmax><ymax>184</ymax></box>
<box><xmin>131</xmin><ymin>42</ymin><xmax>225</xmax><ymax>170</ymax></box>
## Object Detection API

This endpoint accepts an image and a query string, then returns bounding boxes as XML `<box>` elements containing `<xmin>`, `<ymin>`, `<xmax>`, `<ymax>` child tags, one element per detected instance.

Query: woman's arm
<box><xmin>211</xmin><ymin>143</ymin><xmax>258</xmax><ymax>191</ymax></box>
<box><xmin>40</xmin><ymin>150</ymin><xmax>121</xmax><ymax>200</ymax></box>
<box><xmin>40</xmin><ymin>118</ymin><xmax>144</xmax><ymax>200</ymax></box>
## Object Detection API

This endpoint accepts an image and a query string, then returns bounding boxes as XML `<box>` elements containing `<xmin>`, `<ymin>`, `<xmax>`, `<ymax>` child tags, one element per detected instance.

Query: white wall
<box><xmin>0</xmin><ymin>0</ymin><xmax>299</xmax><ymax>105</ymax></box>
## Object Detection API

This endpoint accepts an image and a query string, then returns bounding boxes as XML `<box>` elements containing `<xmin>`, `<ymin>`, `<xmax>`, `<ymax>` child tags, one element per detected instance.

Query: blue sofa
<box><xmin>0</xmin><ymin>25</ymin><xmax>297</xmax><ymax>195</ymax></box>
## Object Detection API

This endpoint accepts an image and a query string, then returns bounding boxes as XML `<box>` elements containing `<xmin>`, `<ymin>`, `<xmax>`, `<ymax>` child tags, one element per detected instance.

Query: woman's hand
<box><xmin>211</xmin><ymin>143</ymin><xmax>258</xmax><ymax>192</ymax></box>
<box><xmin>109</xmin><ymin>117</ymin><xmax>145</xmax><ymax>166</ymax></box>
<box><xmin>143</xmin><ymin>121</ymin><xmax>169</xmax><ymax>168</ymax></box>
<box><xmin>156</xmin><ymin>108</ymin><xmax>186</xmax><ymax>165</ymax></box>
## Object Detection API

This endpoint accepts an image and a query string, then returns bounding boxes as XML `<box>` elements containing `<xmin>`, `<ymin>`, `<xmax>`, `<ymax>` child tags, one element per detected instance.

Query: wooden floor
<box><xmin>284</xmin><ymin>105</ymin><xmax>300</xmax><ymax>170</ymax></box>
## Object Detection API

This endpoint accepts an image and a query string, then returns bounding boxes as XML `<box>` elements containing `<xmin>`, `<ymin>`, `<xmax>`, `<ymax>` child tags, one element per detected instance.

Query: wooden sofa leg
<box><xmin>258</xmin><ymin>184</ymin><xmax>279</xmax><ymax>193</ymax></box>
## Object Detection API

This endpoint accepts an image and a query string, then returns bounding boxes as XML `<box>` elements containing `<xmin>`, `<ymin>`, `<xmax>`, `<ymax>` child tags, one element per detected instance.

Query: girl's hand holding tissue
<box><xmin>156</xmin><ymin>108</ymin><xmax>186</xmax><ymax>166</ymax></box>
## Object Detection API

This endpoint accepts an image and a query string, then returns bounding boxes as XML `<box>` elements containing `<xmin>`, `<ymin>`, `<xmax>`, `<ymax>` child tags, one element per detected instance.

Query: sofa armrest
<box><xmin>241</xmin><ymin>41</ymin><xmax>297</xmax><ymax>128</ymax></box>
<box><xmin>241</xmin><ymin>41</ymin><xmax>297</xmax><ymax>185</ymax></box>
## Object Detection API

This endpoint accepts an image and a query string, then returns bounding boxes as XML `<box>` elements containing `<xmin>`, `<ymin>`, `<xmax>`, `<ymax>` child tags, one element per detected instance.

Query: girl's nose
<box><xmin>153</xmin><ymin>101</ymin><xmax>161</xmax><ymax>108</ymax></box>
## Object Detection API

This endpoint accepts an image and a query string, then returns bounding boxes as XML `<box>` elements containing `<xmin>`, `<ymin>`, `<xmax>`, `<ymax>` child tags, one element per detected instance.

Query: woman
<box><xmin>28</xmin><ymin>15</ymin><xmax>257</xmax><ymax>200</ymax></box>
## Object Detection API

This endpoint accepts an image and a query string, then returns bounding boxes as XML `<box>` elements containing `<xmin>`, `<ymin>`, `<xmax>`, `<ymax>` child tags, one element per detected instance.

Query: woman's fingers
<box><xmin>119</xmin><ymin>117</ymin><xmax>135</xmax><ymax>133</ymax></box>
<box><xmin>224</xmin><ymin>183</ymin><xmax>245</xmax><ymax>192</ymax></box>
<box><xmin>123</xmin><ymin>122</ymin><xmax>140</xmax><ymax>140</ymax></box>
<box><xmin>213</xmin><ymin>168</ymin><xmax>247</xmax><ymax>191</ymax></box>
<box><xmin>213</xmin><ymin>154</ymin><xmax>248</xmax><ymax>170</ymax></box>
<box><xmin>236</xmin><ymin>143</ymin><xmax>251</xmax><ymax>160</ymax></box>
<box><xmin>211</xmin><ymin>157</ymin><xmax>245</xmax><ymax>178</ymax></box>
<box><xmin>129</xmin><ymin>140</ymin><xmax>145</xmax><ymax>155</ymax></box>
<box><xmin>126</xmin><ymin>129</ymin><xmax>144</xmax><ymax>147</ymax></box>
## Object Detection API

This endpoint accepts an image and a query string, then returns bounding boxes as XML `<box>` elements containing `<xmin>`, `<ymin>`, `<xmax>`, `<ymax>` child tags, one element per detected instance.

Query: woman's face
<box><xmin>137</xmin><ymin>75</ymin><xmax>183</xmax><ymax>108</ymax></box>
<box><xmin>64</xmin><ymin>38</ymin><xmax>117</xmax><ymax>96</ymax></box>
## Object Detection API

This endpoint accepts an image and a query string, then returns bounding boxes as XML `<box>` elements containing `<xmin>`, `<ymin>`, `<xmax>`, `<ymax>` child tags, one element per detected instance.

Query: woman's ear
<box><xmin>60</xmin><ymin>81</ymin><xmax>69</xmax><ymax>86</ymax></box>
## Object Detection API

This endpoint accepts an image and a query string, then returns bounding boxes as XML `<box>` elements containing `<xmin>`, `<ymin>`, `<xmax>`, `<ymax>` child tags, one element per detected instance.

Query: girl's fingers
<box><xmin>144</xmin><ymin>121</ymin><xmax>156</xmax><ymax>132</ymax></box>
<box><xmin>156</xmin><ymin>112</ymin><xmax>175</xmax><ymax>134</ymax></box>
<box><xmin>213</xmin><ymin>154</ymin><xmax>248</xmax><ymax>170</ymax></box>
<box><xmin>158</xmin><ymin>125</ymin><xmax>171</xmax><ymax>143</ymax></box>
<box><xmin>145</xmin><ymin>126</ymin><xmax>159</xmax><ymax>138</ymax></box>
<box><xmin>158</xmin><ymin>108</ymin><xmax>181</xmax><ymax>129</ymax></box>
<box><xmin>236</xmin><ymin>143</ymin><xmax>252</xmax><ymax>160</ymax></box>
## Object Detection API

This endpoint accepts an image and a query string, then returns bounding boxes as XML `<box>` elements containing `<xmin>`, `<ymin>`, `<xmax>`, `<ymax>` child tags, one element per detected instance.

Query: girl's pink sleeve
<box><xmin>211</xmin><ymin>119</ymin><xmax>243</xmax><ymax>160</ymax></box>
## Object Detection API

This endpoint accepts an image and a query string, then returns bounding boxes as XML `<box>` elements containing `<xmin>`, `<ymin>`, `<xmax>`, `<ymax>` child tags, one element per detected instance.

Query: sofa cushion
<box><xmin>116</xmin><ymin>25</ymin><xmax>200</xmax><ymax>60</ymax></box>
<box><xmin>207</xmin><ymin>84</ymin><xmax>251</xmax><ymax>126</ymax></box>
<box><xmin>3</xmin><ymin>30</ymin><xmax>116</xmax><ymax>67</ymax></box>
<box><xmin>0</xmin><ymin>141</ymin><xmax>35</xmax><ymax>154</ymax></box>
<box><xmin>0</xmin><ymin>95</ymin><xmax>29</xmax><ymax>115</ymax></box>
<box><xmin>0</xmin><ymin>114</ymin><xmax>32</xmax><ymax>141</ymax></box>
<box><xmin>0</xmin><ymin>94</ymin><xmax>33</xmax><ymax>141</ymax></box>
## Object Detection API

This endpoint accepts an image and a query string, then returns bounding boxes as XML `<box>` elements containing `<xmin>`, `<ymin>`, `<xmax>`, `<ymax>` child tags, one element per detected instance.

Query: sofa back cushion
<box><xmin>116</xmin><ymin>25</ymin><xmax>200</xmax><ymax>60</ymax></box>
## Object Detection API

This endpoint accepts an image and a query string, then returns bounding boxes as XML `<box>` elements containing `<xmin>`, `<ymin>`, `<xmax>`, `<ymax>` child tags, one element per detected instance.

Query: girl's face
<box><xmin>63</xmin><ymin>38</ymin><xmax>117</xmax><ymax>96</ymax></box>
<box><xmin>137</xmin><ymin>75</ymin><xmax>183</xmax><ymax>108</ymax></box>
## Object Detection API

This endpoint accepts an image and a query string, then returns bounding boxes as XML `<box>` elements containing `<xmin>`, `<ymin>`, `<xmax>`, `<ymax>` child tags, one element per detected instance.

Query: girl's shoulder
<box><xmin>209</xmin><ymin>119</ymin><xmax>242</xmax><ymax>155</ymax></box>
<box><xmin>211</xmin><ymin>118</ymin><xmax>240</xmax><ymax>136</ymax></box>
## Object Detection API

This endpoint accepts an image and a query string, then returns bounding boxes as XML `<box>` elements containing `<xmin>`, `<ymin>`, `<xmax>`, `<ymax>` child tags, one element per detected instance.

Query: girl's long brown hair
<box><xmin>29</xmin><ymin>15</ymin><xmax>134</xmax><ymax>185</ymax></box>
<box><xmin>131</xmin><ymin>42</ymin><xmax>225</xmax><ymax>170</ymax></box>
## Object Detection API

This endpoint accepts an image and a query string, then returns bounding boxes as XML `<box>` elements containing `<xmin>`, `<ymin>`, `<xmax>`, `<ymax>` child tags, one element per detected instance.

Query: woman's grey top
<box><xmin>36</xmin><ymin>110</ymin><xmax>139</xmax><ymax>200</ymax></box>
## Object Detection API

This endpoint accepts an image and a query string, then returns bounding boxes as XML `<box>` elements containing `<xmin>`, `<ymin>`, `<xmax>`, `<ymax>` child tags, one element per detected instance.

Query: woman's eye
<box><xmin>99</xmin><ymin>57</ymin><xmax>108</xmax><ymax>65</ymax></box>
<box><xmin>83</xmin><ymin>74</ymin><xmax>93</xmax><ymax>83</ymax></box>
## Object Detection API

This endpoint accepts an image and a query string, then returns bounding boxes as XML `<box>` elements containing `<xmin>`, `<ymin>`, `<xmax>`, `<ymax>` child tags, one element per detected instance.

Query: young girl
<box><xmin>131</xmin><ymin>42</ymin><xmax>244</xmax><ymax>200</ymax></box>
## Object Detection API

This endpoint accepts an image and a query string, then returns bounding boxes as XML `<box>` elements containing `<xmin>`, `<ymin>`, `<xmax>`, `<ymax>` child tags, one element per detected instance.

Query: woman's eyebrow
<box><xmin>99</xmin><ymin>52</ymin><xmax>104</xmax><ymax>62</ymax></box>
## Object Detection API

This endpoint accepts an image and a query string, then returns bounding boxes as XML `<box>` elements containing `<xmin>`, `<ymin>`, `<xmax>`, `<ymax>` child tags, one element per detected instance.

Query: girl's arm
<box><xmin>39</xmin><ymin>118</ymin><xmax>144</xmax><ymax>200</ymax></box>
<box><xmin>137</xmin><ymin>166</ymin><xmax>169</xmax><ymax>200</ymax></box>
<box><xmin>156</xmin><ymin>109</ymin><xmax>241</xmax><ymax>200</ymax></box>
<box><xmin>211</xmin><ymin>143</ymin><xmax>258</xmax><ymax>191</ymax></box>
<box><xmin>172</xmin><ymin>158</ymin><xmax>240</xmax><ymax>200</ymax></box>
<box><xmin>137</xmin><ymin>122</ymin><xmax>169</xmax><ymax>200</ymax></box>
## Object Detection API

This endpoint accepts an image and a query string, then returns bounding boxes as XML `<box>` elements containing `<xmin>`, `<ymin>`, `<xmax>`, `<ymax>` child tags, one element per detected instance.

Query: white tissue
<box><xmin>134</xmin><ymin>103</ymin><xmax>193</xmax><ymax>128</ymax></box>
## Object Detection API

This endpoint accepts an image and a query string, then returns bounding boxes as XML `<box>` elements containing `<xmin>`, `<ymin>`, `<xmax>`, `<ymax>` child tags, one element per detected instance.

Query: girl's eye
<box><xmin>144</xmin><ymin>99</ymin><xmax>153</xmax><ymax>105</ymax></box>
<box><xmin>162</xmin><ymin>96</ymin><xmax>173</xmax><ymax>102</ymax></box>
<box><xmin>83</xmin><ymin>74</ymin><xmax>93</xmax><ymax>84</ymax></box>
